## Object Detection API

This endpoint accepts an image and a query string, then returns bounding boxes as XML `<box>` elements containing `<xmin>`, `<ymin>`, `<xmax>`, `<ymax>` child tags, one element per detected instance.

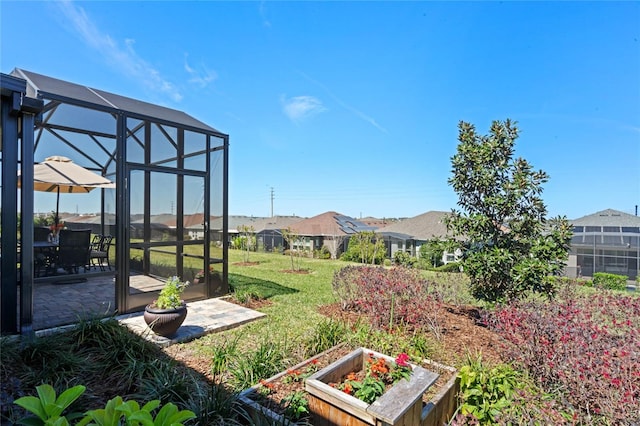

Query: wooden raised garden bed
<box><xmin>238</xmin><ymin>345</ymin><xmax>459</xmax><ymax>426</ymax></box>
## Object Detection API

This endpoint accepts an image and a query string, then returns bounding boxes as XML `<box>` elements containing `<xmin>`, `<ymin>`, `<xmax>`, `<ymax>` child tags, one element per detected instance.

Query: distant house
<box><xmin>378</xmin><ymin>211</ymin><xmax>459</xmax><ymax>262</ymax></box>
<box><xmin>253</xmin><ymin>216</ymin><xmax>303</xmax><ymax>252</ymax></box>
<box><xmin>288</xmin><ymin>211</ymin><xmax>377</xmax><ymax>259</ymax></box>
<box><xmin>210</xmin><ymin>215</ymin><xmax>262</xmax><ymax>246</ymax></box>
<box><xmin>569</xmin><ymin>208</ymin><xmax>640</xmax><ymax>279</ymax></box>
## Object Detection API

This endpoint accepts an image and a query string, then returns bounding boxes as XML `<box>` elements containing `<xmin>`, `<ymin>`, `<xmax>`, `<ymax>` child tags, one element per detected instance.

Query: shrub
<box><xmin>315</xmin><ymin>246</ymin><xmax>332</xmax><ymax>259</ymax></box>
<box><xmin>393</xmin><ymin>251</ymin><xmax>416</xmax><ymax>267</ymax></box>
<box><xmin>341</xmin><ymin>231</ymin><xmax>386</xmax><ymax>265</ymax></box>
<box><xmin>592</xmin><ymin>272</ymin><xmax>627</xmax><ymax>291</ymax></box>
<box><xmin>332</xmin><ymin>265</ymin><xmax>440</xmax><ymax>331</ymax></box>
<box><xmin>489</xmin><ymin>292</ymin><xmax>640</xmax><ymax>424</ymax></box>
<box><xmin>434</xmin><ymin>262</ymin><xmax>462</xmax><ymax>273</ymax></box>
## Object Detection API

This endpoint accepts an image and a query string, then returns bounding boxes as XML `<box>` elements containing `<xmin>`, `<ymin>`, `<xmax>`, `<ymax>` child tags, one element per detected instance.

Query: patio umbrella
<box><xmin>19</xmin><ymin>156</ymin><xmax>115</xmax><ymax>225</ymax></box>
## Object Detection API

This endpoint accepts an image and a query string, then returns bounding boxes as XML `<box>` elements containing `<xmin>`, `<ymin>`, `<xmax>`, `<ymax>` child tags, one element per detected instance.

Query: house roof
<box><xmin>288</xmin><ymin>211</ymin><xmax>376</xmax><ymax>236</ymax></box>
<box><xmin>250</xmin><ymin>216</ymin><xmax>304</xmax><ymax>232</ymax></box>
<box><xmin>571</xmin><ymin>209</ymin><xmax>640</xmax><ymax>227</ymax></box>
<box><xmin>378</xmin><ymin>210</ymin><xmax>453</xmax><ymax>241</ymax></box>
<box><xmin>359</xmin><ymin>217</ymin><xmax>398</xmax><ymax>228</ymax></box>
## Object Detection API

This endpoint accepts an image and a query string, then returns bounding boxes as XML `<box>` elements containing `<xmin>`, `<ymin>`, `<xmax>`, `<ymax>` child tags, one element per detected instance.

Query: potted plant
<box><xmin>143</xmin><ymin>276</ymin><xmax>189</xmax><ymax>337</ymax></box>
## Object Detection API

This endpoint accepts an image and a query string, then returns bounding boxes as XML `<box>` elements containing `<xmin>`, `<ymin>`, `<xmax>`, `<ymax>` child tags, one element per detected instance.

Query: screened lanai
<box><xmin>1</xmin><ymin>69</ymin><xmax>229</xmax><ymax>335</ymax></box>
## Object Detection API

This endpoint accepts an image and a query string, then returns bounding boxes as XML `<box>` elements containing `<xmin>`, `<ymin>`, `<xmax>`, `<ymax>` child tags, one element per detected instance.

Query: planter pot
<box><xmin>143</xmin><ymin>303</ymin><xmax>187</xmax><ymax>337</ymax></box>
<box><xmin>305</xmin><ymin>347</ymin><xmax>439</xmax><ymax>426</ymax></box>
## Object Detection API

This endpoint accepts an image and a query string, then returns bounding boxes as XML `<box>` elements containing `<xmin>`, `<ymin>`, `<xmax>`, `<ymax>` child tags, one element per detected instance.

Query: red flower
<box><xmin>395</xmin><ymin>353</ymin><xmax>410</xmax><ymax>367</ymax></box>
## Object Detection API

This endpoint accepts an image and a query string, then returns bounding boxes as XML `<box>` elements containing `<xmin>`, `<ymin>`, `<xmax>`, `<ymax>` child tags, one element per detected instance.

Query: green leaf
<box><xmin>14</xmin><ymin>396</ymin><xmax>47</xmax><ymax>421</ymax></box>
<box><xmin>55</xmin><ymin>385</ymin><xmax>85</xmax><ymax>413</ymax></box>
<box><xmin>15</xmin><ymin>416</ymin><xmax>45</xmax><ymax>426</ymax></box>
<box><xmin>35</xmin><ymin>385</ymin><xmax>56</xmax><ymax>416</ymax></box>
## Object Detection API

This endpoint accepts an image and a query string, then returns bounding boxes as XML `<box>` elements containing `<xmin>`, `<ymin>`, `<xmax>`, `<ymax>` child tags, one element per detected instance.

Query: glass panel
<box><xmin>46</xmin><ymin>103</ymin><xmax>115</xmax><ymax>136</ymax></box>
<box><xmin>570</xmin><ymin>235</ymin><xmax>582</xmax><ymax>244</ymax></box>
<box><xmin>622</xmin><ymin>227</ymin><xmax>640</xmax><ymax>233</ymax></box>
<box><xmin>572</xmin><ymin>226</ymin><xmax>584</xmax><ymax>233</ymax></box>
<box><xmin>585</xmin><ymin>226</ymin><xmax>600</xmax><ymax>232</ymax></box>
<box><xmin>184</xmin><ymin>153</ymin><xmax>206</xmax><ymax>172</ymax></box>
<box><xmin>211</xmin><ymin>134</ymin><xmax>225</xmax><ymax>149</ymax></box>
<box><xmin>602</xmin><ymin>235</ymin><xmax>623</xmax><ymax>246</ymax></box>
<box><xmin>184</xmin><ymin>130</ymin><xmax>206</xmax><ymax>154</ymax></box>
<box><xmin>150</xmin><ymin>123</ymin><xmax>177</xmax><ymax>167</ymax></box>
<box><xmin>184</xmin><ymin>175</ymin><xmax>205</xmax><ymax>237</ymax></box>
<box><xmin>210</xmin><ymin>150</ymin><xmax>224</xmax><ymax>217</ymax></box>
<box><xmin>603</xmin><ymin>226</ymin><xmax>620</xmax><ymax>233</ymax></box>
<box><xmin>623</xmin><ymin>236</ymin><xmax>640</xmax><ymax>247</ymax></box>
<box><xmin>149</xmin><ymin>172</ymin><xmax>177</xmax><ymax>242</ymax></box>
<box><xmin>126</xmin><ymin>118</ymin><xmax>145</xmax><ymax>164</ymax></box>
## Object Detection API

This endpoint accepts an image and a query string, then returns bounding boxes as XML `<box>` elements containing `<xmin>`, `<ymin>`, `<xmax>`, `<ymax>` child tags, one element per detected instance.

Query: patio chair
<box><xmin>90</xmin><ymin>235</ymin><xmax>113</xmax><ymax>271</ymax></box>
<box><xmin>34</xmin><ymin>226</ymin><xmax>51</xmax><ymax>242</ymax></box>
<box><xmin>34</xmin><ymin>226</ymin><xmax>54</xmax><ymax>277</ymax></box>
<box><xmin>57</xmin><ymin>229</ymin><xmax>91</xmax><ymax>274</ymax></box>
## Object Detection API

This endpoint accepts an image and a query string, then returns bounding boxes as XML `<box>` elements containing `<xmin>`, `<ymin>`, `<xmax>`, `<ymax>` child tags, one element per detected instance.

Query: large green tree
<box><xmin>445</xmin><ymin>119</ymin><xmax>572</xmax><ymax>302</ymax></box>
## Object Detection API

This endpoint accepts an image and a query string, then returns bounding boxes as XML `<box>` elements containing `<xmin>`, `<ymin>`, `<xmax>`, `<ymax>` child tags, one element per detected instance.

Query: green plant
<box><xmin>15</xmin><ymin>384</ymin><xmax>196</xmax><ymax>426</ymax></box>
<box><xmin>336</xmin><ymin>353</ymin><xmax>413</xmax><ymax>405</ymax></box>
<box><xmin>152</xmin><ymin>276</ymin><xmax>189</xmax><ymax>310</ymax></box>
<box><xmin>210</xmin><ymin>337</ymin><xmax>240</xmax><ymax>377</ymax></box>
<box><xmin>234</xmin><ymin>289</ymin><xmax>261</xmax><ymax>304</ymax></box>
<box><xmin>434</xmin><ymin>262</ymin><xmax>462</xmax><ymax>273</ymax></box>
<box><xmin>418</xmin><ymin>239</ymin><xmax>445</xmax><ymax>269</ymax></box>
<box><xmin>14</xmin><ymin>384</ymin><xmax>85</xmax><ymax>425</ymax></box>
<box><xmin>303</xmin><ymin>319</ymin><xmax>346</xmax><ymax>357</ymax></box>
<box><xmin>457</xmin><ymin>354</ymin><xmax>520</xmax><ymax>425</ymax></box>
<box><xmin>393</xmin><ymin>251</ymin><xmax>416</xmax><ymax>268</ymax></box>
<box><xmin>341</xmin><ymin>231</ymin><xmax>386</xmax><ymax>265</ymax></box>
<box><xmin>315</xmin><ymin>246</ymin><xmax>332</xmax><ymax>260</ymax></box>
<box><xmin>281</xmin><ymin>391</ymin><xmax>309</xmax><ymax>420</ymax></box>
<box><xmin>228</xmin><ymin>342</ymin><xmax>287</xmax><ymax>391</ymax></box>
<box><xmin>79</xmin><ymin>396</ymin><xmax>195</xmax><ymax>426</ymax></box>
<box><xmin>446</xmin><ymin>119</ymin><xmax>573</xmax><ymax>302</ymax></box>
<box><xmin>592</xmin><ymin>272</ymin><xmax>627</xmax><ymax>291</ymax></box>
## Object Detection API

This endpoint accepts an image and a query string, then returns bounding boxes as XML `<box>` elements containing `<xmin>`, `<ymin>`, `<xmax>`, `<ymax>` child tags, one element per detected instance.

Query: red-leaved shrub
<box><xmin>490</xmin><ymin>289</ymin><xmax>640</xmax><ymax>424</ymax></box>
<box><xmin>332</xmin><ymin>265</ymin><xmax>439</xmax><ymax>331</ymax></box>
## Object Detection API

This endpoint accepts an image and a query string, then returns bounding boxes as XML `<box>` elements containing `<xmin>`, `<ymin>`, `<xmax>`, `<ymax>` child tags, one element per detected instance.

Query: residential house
<box><xmin>378</xmin><ymin>211</ymin><xmax>458</xmax><ymax>262</ymax></box>
<box><xmin>253</xmin><ymin>216</ymin><xmax>303</xmax><ymax>252</ymax></box>
<box><xmin>288</xmin><ymin>211</ymin><xmax>377</xmax><ymax>259</ymax></box>
<box><xmin>569</xmin><ymin>208</ymin><xmax>640</xmax><ymax>279</ymax></box>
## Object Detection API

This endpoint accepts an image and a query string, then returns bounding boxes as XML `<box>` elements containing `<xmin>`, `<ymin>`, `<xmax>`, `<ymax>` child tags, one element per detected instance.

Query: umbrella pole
<box><xmin>55</xmin><ymin>186</ymin><xmax>60</xmax><ymax>226</ymax></box>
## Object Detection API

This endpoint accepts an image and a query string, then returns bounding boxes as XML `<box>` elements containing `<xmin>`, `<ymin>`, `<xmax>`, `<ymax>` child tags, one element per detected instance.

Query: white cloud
<box><xmin>298</xmin><ymin>71</ymin><xmax>387</xmax><ymax>133</ymax></box>
<box><xmin>280</xmin><ymin>95</ymin><xmax>326</xmax><ymax>122</ymax></box>
<box><xmin>56</xmin><ymin>0</ymin><xmax>183</xmax><ymax>102</ymax></box>
<box><xmin>259</xmin><ymin>1</ymin><xmax>271</xmax><ymax>28</ymax></box>
<box><xmin>184</xmin><ymin>54</ymin><xmax>218</xmax><ymax>88</ymax></box>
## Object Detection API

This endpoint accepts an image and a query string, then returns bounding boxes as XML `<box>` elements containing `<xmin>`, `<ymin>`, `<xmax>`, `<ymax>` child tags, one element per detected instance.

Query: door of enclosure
<box><xmin>123</xmin><ymin>118</ymin><xmax>226</xmax><ymax>312</ymax></box>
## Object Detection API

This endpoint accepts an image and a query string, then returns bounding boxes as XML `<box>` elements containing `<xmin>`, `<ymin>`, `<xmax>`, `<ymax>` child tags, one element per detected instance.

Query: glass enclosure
<box><xmin>1</xmin><ymin>69</ymin><xmax>228</xmax><ymax>333</ymax></box>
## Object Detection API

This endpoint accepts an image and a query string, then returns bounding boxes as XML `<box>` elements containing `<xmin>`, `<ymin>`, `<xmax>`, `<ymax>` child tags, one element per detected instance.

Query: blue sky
<box><xmin>2</xmin><ymin>1</ymin><xmax>639</xmax><ymax>220</ymax></box>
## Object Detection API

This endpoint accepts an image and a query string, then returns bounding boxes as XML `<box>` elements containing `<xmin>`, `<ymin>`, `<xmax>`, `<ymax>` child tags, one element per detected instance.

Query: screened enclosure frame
<box><xmin>1</xmin><ymin>69</ymin><xmax>229</xmax><ymax>334</ymax></box>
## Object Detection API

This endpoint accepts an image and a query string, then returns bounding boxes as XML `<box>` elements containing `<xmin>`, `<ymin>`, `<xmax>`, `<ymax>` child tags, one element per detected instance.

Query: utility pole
<box><xmin>270</xmin><ymin>187</ymin><xmax>274</xmax><ymax>218</ymax></box>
